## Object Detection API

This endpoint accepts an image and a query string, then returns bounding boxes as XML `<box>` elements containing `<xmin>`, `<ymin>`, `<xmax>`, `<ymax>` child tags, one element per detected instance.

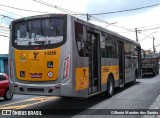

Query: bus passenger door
<box><xmin>118</xmin><ymin>41</ymin><xmax>125</xmax><ymax>85</ymax></box>
<box><xmin>88</xmin><ymin>32</ymin><xmax>100</xmax><ymax>94</ymax></box>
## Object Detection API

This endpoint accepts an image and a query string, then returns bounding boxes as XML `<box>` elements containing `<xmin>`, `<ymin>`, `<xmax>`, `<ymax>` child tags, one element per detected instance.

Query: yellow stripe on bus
<box><xmin>75</xmin><ymin>67</ymin><xmax>89</xmax><ymax>91</ymax></box>
<box><xmin>75</xmin><ymin>65</ymin><xmax>119</xmax><ymax>91</ymax></box>
<box><xmin>101</xmin><ymin>65</ymin><xmax>119</xmax><ymax>84</ymax></box>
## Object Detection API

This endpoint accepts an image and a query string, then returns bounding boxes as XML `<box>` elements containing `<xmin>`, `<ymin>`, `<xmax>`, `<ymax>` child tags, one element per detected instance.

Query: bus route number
<box><xmin>44</xmin><ymin>51</ymin><xmax>56</xmax><ymax>55</ymax></box>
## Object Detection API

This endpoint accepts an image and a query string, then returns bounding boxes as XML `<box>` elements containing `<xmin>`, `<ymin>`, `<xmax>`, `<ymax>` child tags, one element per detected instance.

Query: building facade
<box><xmin>0</xmin><ymin>54</ymin><xmax>8</xmax><ymax>74</ymax></box>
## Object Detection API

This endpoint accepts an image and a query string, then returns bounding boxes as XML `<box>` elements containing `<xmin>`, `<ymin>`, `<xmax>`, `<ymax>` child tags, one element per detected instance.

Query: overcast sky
<box><xmin>0</xmin><ymin>0</ymin><xmax>160</xmax><ymax>54</ymax></box>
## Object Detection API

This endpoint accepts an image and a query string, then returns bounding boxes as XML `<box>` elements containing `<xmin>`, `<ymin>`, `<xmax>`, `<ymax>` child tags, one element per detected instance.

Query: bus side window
<box><xmin>105</xmin><ymin>35</ymin><xmax>111</xmax><ymax>58</ymax></box>
<box><xmin>101</xmin><ymin>32</ymin><xmax>111</xmax><ymax>58</ymax></box>
<box><xmin>124</xmin><ymin>42</ymin><xmax>129</xmax><ymax>58</ymax></box>
<box><xmin>100</xmin><ymin>32</ymin><xmax>106</xmax><ymax>57</ymax></box>
<box><xmin>132</xmin><ymin>45</ymin><xmax>138</xmax><ymax>59</ymax></box>
<box><xmin>124</xmin><ymin>42</ymin><xmax>134</xmax><ymax>59</ymax></box>
<box><xmin>110</xmin><ymin>35</ymin><xmax>117</xmax><ymax>58</ymax></box>
<box><xmin>75</xmin><ymin>22</ymin><xmax>88</xmax><ymax>57</ymax></box>
<box><xmin>102</xmin><ymin>34</ymin><xmax>117</xmax><ymax>58</ymax></box>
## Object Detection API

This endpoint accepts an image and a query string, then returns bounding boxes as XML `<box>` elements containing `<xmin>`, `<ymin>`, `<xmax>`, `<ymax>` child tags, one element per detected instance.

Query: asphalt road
<box><xmin>0</xmin><ymin>74</ymin><xmax>160</xmax><ymax>118</ymax></box>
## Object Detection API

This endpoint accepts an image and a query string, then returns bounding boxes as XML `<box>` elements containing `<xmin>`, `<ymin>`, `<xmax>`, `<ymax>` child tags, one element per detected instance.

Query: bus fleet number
<box><xmin>44</xmin><ymin>51</ymin><xmax>56</xmax><ymax>55</ymax></box>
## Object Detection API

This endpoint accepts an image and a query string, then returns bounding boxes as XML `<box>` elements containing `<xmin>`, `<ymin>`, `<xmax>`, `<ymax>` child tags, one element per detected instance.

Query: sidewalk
<box><xmin>142</xmin><ymin>93</ymin><xmax>160</xmax><ymax>118</ymax></box>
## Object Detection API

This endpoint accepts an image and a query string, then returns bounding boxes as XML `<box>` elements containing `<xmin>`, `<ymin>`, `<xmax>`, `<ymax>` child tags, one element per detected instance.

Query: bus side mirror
<box><xmin>141</xmin><ymin>49</ymin><xmax>146</xmax><ymax>59</ymax></box>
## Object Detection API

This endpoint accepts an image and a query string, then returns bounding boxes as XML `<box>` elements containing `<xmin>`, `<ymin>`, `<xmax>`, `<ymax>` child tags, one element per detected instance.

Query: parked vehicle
<box><xmin>142</xmin><ymin>55</ymin><xmax>159</xmax><ymax>76</ymax></box>
<box><xmin>0</xmin><ymin>73</ymin><xmax>13</xmax><ymax>100</ymax></box>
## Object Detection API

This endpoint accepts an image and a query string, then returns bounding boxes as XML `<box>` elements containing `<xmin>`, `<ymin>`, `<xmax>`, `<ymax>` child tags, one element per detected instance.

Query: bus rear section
<box><xmin>9</xmin><ymin>14</ymin><xmax>74</xmax><ymax>96</ymax></box>
<box><xmin>9</xmin><ymin>14</ymin><xmax>142</xmax><ymax>98</ymax></box>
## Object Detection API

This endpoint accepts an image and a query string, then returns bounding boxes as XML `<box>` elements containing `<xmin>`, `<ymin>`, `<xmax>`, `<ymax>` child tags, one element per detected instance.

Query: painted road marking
<box><xmin>0</xmin><ymin>96</ymin><xmax>58</xmax><ymax>110</ymax></box>
<box><xmin>0</xmin><ymin>96</ymin><xmax>42</xmax><ymax>107</ymax></box>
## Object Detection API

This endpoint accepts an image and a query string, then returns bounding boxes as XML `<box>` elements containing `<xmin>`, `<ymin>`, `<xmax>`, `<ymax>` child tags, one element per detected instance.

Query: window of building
<box><xmin>4</xmin><ymin>60</ymin><xmax>8</xmax><ymax>74</ymax></box>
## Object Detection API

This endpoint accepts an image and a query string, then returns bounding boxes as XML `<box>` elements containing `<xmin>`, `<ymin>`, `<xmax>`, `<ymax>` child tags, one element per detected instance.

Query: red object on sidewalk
<box><xmin>0</xmin><ymin>73</ymin><xmax>13</xmax><ymax>100</ymax></box>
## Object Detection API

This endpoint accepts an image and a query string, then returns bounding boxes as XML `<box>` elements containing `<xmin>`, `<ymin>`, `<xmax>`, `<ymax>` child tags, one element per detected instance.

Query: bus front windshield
<box><xmin>13</xmin><ymin>18</ymin><xmax>64</xmax><ymax>46</ymax></box>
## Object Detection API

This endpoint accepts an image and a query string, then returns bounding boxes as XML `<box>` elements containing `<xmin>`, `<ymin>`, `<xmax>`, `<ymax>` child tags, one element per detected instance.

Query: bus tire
<box><xmin>106</xmin><ymin>75</ymin><xmax>114</xmax><ymax>97</ymax></box>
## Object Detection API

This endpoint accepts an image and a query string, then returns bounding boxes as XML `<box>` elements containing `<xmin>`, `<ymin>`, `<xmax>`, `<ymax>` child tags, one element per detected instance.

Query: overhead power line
<box><xmin>0</xmin><ymin>26</ymin><xmax>10</xmax><ymax>32</ymax></box>
<box><xmin>33</xmin><ymin>0</ymin><xmax>134</xmax><ymax>32</ymax></box>
<box><xmin>0</xmin><ymin>1</ymin><xmax>135</xmax><ymax>33</ymax></box>
<box><xmin>139</xmin><ymin>31</ymin><xmax>158</xmax><ymax>42</ymax></box>
<box><xmin>0</xmin><ymin>32</ymin><xmax>9</xmax><ymax>35</ymax></box>
<box><xmin>33</xmin><ymin>0</ymin><xmax>110</xmax><ymax>25</ymax></box>
<box><xmin>0</xmin><ymin>2</ymin><xmax>87</xmax><ymax>24</ymax></box>
<box><xmin>138</xmin><ymin>32</ymin><xmax>153</xmax><ymax>41</ymax></box>
<box><xmin>32</xmin><ymin>0</ymin><xmax>83</xmax><ymax>15</ymax></box>
<box><xmin>0</xmin><ymin>14</ymin><xmax>14</xmax><ymax>19</ymax></box>
<box><xmin>117</xmin><ymin>31</ymin><xmax>135</xmax><ymax>34</ymax></box>
<box><xmin>90</xmin><ymin>15</ymin><xmax>109</xmax><ymax>24</ymax></box>
<box><xmin>138</xmin><ymin>24</ymin><xmax>160</xmax><ymax>29</ymax></box>
<box><xmin>0</xmin><ymin>25</ymin><xmax>9</xmax><ymax>28</ymax></box>
<box><xmin>139</xmin><ymin>26</ymin><xmax>160</xmax><ymax>31</ymax></box>
<box><xmin>90</xmin><ymin>2</ymin><xmax>160</xmax><ymax>15</ymax></box>
<box><xmin>0</xmin><ymin>28</ymin><xmax>9</xmax><ymax>31</ymax></box>
<box><xmin>0</xmin><ymin>4</ymin><xmax>51</xmax><ymax>14</ymax></box>
<box><xmin>0</xmin><ymin>8</ymin><xmax>23</xmax><ymax>17</ymax></box>
<box><xmin>32</xmin><ymin>0</ymin><xmax>90</xmax><ymax>21</ymax></box>
<box><xmin>0</xmin><ymin>34</ymin><xmax>9</xmax><ymax>37</ymax></box>
<box><xmin>32</xmin><ymin>0</ymin><xmax>160</xmax><ymax>33</ymax></box>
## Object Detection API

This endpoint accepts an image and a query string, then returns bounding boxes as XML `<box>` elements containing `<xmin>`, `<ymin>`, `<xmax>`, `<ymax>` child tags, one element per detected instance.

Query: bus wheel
<box><xmin>106</xmin><ymin>76</ymin><xmax>114</xmax><ymax>97</ymax></box>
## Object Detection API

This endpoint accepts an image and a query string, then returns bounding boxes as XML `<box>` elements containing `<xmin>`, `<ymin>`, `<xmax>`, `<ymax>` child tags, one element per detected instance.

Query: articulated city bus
<box><xmin>9</xmin><ymin>14</ymin><xmax>142</xmax><ymax>98</ymax></box>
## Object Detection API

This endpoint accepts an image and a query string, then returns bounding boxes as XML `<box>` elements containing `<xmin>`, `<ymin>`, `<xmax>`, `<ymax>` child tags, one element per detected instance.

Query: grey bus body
<box><xmin>9</xmin><ymin>14</ymin><xmax>141</xmax><ymax>98</ymax></box>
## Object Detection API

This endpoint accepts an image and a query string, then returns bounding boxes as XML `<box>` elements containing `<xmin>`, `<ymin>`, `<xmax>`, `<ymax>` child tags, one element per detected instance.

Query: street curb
<box><xmin>142</xmin><ymin>93</ymin><xmax>160</xmax><ymax>118</ymax></box>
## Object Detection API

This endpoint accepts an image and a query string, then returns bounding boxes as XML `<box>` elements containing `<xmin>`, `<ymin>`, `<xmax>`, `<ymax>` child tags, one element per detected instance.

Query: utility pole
<box><xmin>135</xmin><ymin>28</ymin><xmax>138</xmax><ymax>42</ymax></box>
<box><xmin>87</xmin><ymin>13</ymin><xmax>89</xmax><ymax>21</ymax></box>
<box><xmin>153</xmin><ymin>36</ymin><xmax>155</xmax><ymax>54</ymax></box>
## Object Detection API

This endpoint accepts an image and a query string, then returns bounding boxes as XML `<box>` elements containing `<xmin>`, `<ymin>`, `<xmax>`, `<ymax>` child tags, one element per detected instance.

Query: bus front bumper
<box><xmin>12</xmin><ymin>82</ymin><xmax>60</xmax><ymax>96</ymax></box>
